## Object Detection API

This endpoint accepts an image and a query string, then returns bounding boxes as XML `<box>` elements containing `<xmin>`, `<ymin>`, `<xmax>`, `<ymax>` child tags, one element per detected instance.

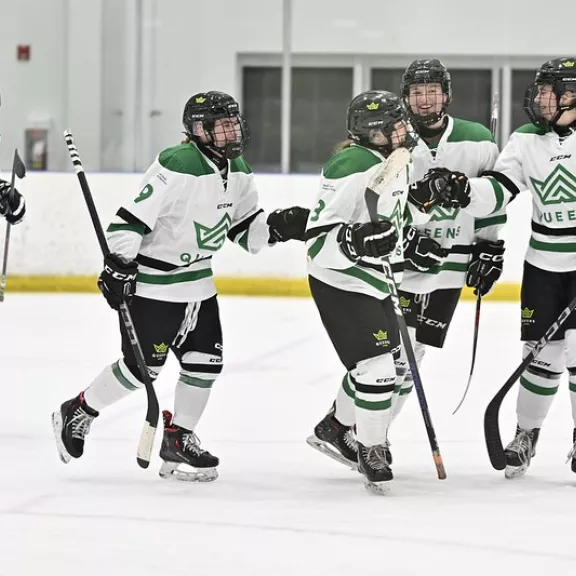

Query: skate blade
<box><xmin>505</xmin><ymin>463</ymin><xmax>528</xmax><ymax>479</ymax></box>
<box><xmin>159</xmin><ymin>461</ymin><xmax>218</xmax><ymax>483</ymax></box>
<box><xmin>306</xmin><ymin>435</ymin><xmax>357</xmax><ymax>471</ymax></box>
<box><xmin>51</xmin><ymin>411</ymin><xmax>72</xmax><ymax>464</ymax></box>
<box><xmin>363</xmin><ymin>478</ymin><xmax>392</xmax><ymax>495</ymax></box>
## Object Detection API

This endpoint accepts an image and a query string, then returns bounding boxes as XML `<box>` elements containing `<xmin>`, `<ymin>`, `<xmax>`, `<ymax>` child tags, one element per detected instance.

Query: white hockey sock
<box><xmin>517</xmin><ymin>372</ymin><xmax>559</xmax><ymax>430</ymax></box>
<box><xmin>334</xmin><ymin>373</ymin><xmax>356</xmax><ymax>426</ymax></box>
<box><xmin>516</xmin><ymin>341</ymin><xmax>563</xmax><ymax>430</ymax></box>
<box><xmin>83</xmin><ymin>359</ymin><xmax>144</xmax><ymax>412</ymax></box>
<box><xmin>353</xmin><ymin>354</ymin><xmax>396</xmax><ymax>446</ymax></box>
<box><xmin>391</xmin><ymin>338</ymin><xmax>425</xmax><ymax>423</ymax></box>
<box><xmin>391</xmin><ymin>378</ymin><xmax>413</xmax><ymax>423</ymax></box>
<box><xmin>569</xmin><ymin>371</ymin><xmax>576</xmax><ymax>428</ymax></box>
<box><xmin>172</xmin><ymin>372</ymin><xmax>215</xmax><ymax>431</ymax></box>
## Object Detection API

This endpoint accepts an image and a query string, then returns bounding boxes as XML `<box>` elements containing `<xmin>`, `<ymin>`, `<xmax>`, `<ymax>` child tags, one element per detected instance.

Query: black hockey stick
<box><xmin>63</xmin><ymin>130</ymin><xmax>159</xmax><ymax>469</ymax></box>
<box><xmin>365</xmin><ymin>148</ymin><xmax>446</xmax><ymax>479</ymax></box>
<box><xmin>452</xmin><ymin>295</ymin><xmax>481</xmax><ymax>415</ymax></box>
<box><xmin>484</xmin><ymin>294</ymin><xmax>576</xmax><ymax>469</ymax></box>
<box><xmin>0</xmin><ymin>150</ymin><xmax>27</xmax><ymax>302</ymax></box>
<box><xmin>452</xmin><ymin>92</ymin><xmax>500</xmax><ymax>414</ymax></box>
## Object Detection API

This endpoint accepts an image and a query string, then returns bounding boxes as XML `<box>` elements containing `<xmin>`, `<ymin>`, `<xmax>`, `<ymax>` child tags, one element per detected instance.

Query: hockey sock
<box><xmin>172</xmin><ymin>372</ymin><xmax>216</xmax><ymax>431</ymax></box>
<box><xmin>334</xmin><ymin>373</ymin><xmax>356</xmax><ymax>426</ymax></box>
<box><xmin>352</xmin><ymin>354</ymin><xmax>396</xmax><ymax>446</ymax></box>
<box><xmin>517</xmin><ymin>341</ymin><xmax>563</xmax><ymax>430</ymax></box>
<box><xmin>83</xmin><ymin>359</ymin><xmax>144</xmax><ymax>412</ymax></box>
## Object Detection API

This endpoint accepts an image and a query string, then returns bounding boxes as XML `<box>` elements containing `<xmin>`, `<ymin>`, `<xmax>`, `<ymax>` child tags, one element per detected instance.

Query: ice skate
<box><xmin>159</xmin><ymin>410</ymin><xmax>219</xmax><ymax>482</ymax></box>
<box><xmin>357</xmin><ymin>442</ymin><xmax>393</xmax><ymax>495</ymax></box>
<box><xmin>306</xmin><ymin>406</ymin><xmax>358</xmax><ymax>470</ymax></box>
<box><xmin>566</xmin><ymin>428</ymin><xmax>576</xmax><ymax>473</ymax></box>
<box><xmin>52</xmin><ymin>392</ymin><xmax>99</xmax><ymax>464</ymax></box>
<box><xmin>504</xmin><ymin>425</ymin><xmax>540</xmax><ymax>479</ymax></box>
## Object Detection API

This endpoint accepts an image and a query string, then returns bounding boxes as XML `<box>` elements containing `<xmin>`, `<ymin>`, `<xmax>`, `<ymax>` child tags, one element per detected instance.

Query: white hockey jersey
<box><xmin>401</xmin><ymin>116</ymin><xmax>503</xmax><ymax>294</ymax></box>
<box><xmin>305</xmin><ymin>144</ymin><xmax>425</xmax><ymax>300</ymax></box>
<box><xmin>106</xmin><ymin>142</ymin><xmax>270</xmax><ymax>302</ymax></box>
<box><xmin>465</xmin><ymin>124</ymin><xmax>576</xmax><ymax>273</ymax></box>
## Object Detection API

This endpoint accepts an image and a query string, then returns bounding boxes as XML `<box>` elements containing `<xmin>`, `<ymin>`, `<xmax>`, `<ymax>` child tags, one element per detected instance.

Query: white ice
<box><xmin>1</xmin><ymin>294</ymin><xmax>576</xmax><ymax>576</ymax></box>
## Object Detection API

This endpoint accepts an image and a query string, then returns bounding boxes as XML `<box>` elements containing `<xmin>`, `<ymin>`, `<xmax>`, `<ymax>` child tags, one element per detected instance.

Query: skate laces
<box><xmin>69</xmin><ymin>408</ymin><xmax>95</xmax><ymax>441</ymax></box>
<box><xmin>364</xmin><ymin>445</ymin><xmax>389</xmax><ymax>470</ymax></box>
<box><xmin>182</xmin><ymin>431</ymin><xmax>205</xmax><ymax>456</ymax></box>
<box><xmin>508</xmin><ymin>429</ymin><xmax>533</xmax><ymax>454</ymax></box>
<box><xmin>343</xmin><ymin>429</ymin><xmax>358</xmax><ymax>452</ymax></box>
<box><xmin>566</xmin><ymin>440</ymin><xmax>576</xmax><ymax>463</ymax></box>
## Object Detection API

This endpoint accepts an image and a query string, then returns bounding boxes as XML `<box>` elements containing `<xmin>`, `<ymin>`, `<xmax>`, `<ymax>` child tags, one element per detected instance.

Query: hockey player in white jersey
<box><xmin>52</xmin><ymin>91</ymin><xmax>309</xmax><ymax>481</ymax></box>
<box><xmin>412</xmin><ymin>57</ymin><xmax>576</xmax><ymax>478</ymax></box>
<box><xmin>305</xmin><ymin>90</ymin><xmax>431</xmax><ymax>493</ymax></box>
<box><xmin>391</xmin><ymin>59</ymin><xmax>505</xmax><ymax>438</ymax></box>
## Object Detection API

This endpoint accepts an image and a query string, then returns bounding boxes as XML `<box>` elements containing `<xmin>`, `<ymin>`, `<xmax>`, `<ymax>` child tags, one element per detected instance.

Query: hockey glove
<box><xmin>98</xmin><ymin>253</ymin><xmax>138</xmax><ymax>310</ymax></box>
<box><xmin>337</xmin><ymin>219</ymin><xmax>398</xmax><ymax>262</ymax></box>
<box><xmin>466</xmin><ymin>239</ymin><xmax>505</xmax><ymax>297</ymax></box>
<box><xmin>267</xmin><ymin>206</ymin><xmax>310</xmax><ymax>242</ymax></box>
<box><xmin>403</xmin><ymin>226</ymin><xmax>449</xmax><ymax>271</ymax></box>
<box><xmin>408</xmin><ymin>168</ymin><xmax>471</xmax><ymax>212</ymax></box>
<box><xmin>0</xmin><ymin>179</ymin><xmax>26</xmax><ymax>225</ymax></box>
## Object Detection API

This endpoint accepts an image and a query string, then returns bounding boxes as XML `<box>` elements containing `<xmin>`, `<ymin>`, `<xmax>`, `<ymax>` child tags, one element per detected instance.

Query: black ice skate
<box><xmin>158</xmin><ymin>410</ymin><xmax>219</xmax><ymax>482</ymax></box>
<box><xmin>566</xmin><ymin>428</ymin><xmax>576</xmax><ymax>473</ymax></box>
<box><xmin>52</xmin><ymin>392</ymin><xmax>99</xmax><ymax>464</ymax></box>
<box><xmin>504</xmin><ymin>425</ymin><xmax>540</xmax><ymax>479</ymax></box>
<box><xmin>306</xmin><ymin>407</ymin><xmax>358</xmax><ymax>470</ymax></box>
<box><xmin>357</xmin><ymin>442</ymin><xmax>393</xmax><ymax>495</ymax></box>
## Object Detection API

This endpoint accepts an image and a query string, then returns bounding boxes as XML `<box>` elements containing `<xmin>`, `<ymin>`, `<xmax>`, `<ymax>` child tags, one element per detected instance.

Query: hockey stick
<box><xmin>63</xmin><ymin>131</ymin><xmax>159</xmax><ymax>469</ymax></box>
<box><xmin>365</xmin><ymin>147</ymin><xmax>446</xmax><ymax>479</ymax></box>
<box><xmin>484</xmin><ymin>295</ymin><xmax>576</xmax><ymax>469</ymax></box>
<box><xmin>0</xmin><ymin>150</ymin><xmax>27</xmax><ymax>302</ymax></box>
<box><xmin>452</xmin><ymin>93</ymin><xmax>500</xmax><ymax>415</ymax></box>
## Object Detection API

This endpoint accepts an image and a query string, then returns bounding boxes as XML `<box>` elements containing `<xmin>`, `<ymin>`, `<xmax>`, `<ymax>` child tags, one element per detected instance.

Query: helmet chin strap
<box><xmin>196</xmin><ymin>140</ymin><xmax>228</xmax><ymax>168</ymax></box>
<box><xmin>417</xmin><ymin>115</ymin><xmax>448</xmax><ymax>138</ymax></box>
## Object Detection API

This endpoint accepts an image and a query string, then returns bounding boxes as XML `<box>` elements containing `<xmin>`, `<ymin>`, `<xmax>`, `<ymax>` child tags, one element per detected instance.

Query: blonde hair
<box><xmin>333</xmin><ymin>139</ymin><xmax>355</xmax><ymax>154</ymax></box>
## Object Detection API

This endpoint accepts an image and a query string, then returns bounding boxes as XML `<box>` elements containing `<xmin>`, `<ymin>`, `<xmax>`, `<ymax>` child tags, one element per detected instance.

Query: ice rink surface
<box><xmin>1</xmin><ymin>294</ymin><xmax>575</xmax><ymax>575</ymax></box>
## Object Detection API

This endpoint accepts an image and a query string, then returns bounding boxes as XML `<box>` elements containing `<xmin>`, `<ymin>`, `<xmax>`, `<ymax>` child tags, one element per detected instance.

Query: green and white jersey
<box><xmin>305</xmin><ymin>144</ymin><xmax>424</xmax><ymax>300</ymax></box>
<box><xmin>106</xmin><ymin>142</ymin><xmax>269</xmax><ymax>302</ymax></box>
<box><xmin>466</xmin><ymin>125</ymin><xmax>576</xmax><ymax>272</ymax></box>
<box><xmin>401</xmin><ymin>116</ymin><xmax>503</xmax><ymax>294</ymax></box>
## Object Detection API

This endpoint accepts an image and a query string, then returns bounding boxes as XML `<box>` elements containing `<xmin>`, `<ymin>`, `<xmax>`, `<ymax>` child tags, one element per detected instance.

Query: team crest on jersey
<box><xmin>194</xmin><ymin>213</ymin><xmax>232</xmax><ymax>251</ymax></box>
<box><xmin>427</xmin><ymin>205</ymin><xmax>460</xmax><ymax>221</ymax></box>
<box><xmin>530</xmin><ymin>165</ymin><xmax>576</xmax><ymax>205</ymax></box>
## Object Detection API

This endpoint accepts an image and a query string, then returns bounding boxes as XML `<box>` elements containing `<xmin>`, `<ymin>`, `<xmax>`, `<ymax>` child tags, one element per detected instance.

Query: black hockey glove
<box><xmin>267</xmin><ymin>206</ymin><xmax>310</xmax><ymax>242</ymax></box>
<box><xmin>408</xmin><ymin>168</ymin><xmax>471</xmax><ymax>212</ymax></box>
<box><xmin>466</xmin><ymin>239</ymin><xmax>505</xmax><ymax>297</ymax></box>
<box><xmin>0</xmin><ymin>179</ymin><xmax>26</xmax><ymax>225</ymax></box>
<box><xmin>403</xmin><ymin>226</ymin><xmax>449</xmax><ymax>271</ymax></box>
<box><xmin>337</xmin><ymin>219</ymin><xmax>398</xmax><ymax>262</ymax></box>
<box><xmin>97</xmin><ymin>253</ymin><xmax>138</xmax><ymax>310</ymax></box>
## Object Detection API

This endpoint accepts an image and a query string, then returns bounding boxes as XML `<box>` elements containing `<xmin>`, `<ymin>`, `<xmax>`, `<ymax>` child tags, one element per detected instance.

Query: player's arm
<box><xmin>99</xmin><ymin>158</ymin><xmax>180</xmax><ymax>310</ymax></box>
<box><xmin>227</xmin><ymin>159</ymin><xmax>309</xmax><ymax>253</ymax></box>
<box><xmin>306</xmin><ymin>168</ymin><xmax>397</xmax><ymax>269</ymax></box>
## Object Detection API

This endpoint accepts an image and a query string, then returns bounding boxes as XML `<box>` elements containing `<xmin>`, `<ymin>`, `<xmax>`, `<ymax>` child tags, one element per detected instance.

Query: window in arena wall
<box><xmin>371</xmin><ymin>68</ymin><xmax>493</xmax><ymax>128</ymax></box>
<box><xmin>242</xmin><ymin>66</ymin><xmax>353</xmax><ymax>174</ymax></box>
<box><xmin>242</xmin><ymin>67</ymin><xmax>282</xmax><ymax>173</ymax></box>
<box><xmin>511</xmin><ymin>70</ymin><xmax>536</xmax><ymax>133</ymax></box>
<box><xmin>290</xmin><ymin>67</ymin><xmax>353</xmax><ymax>174</ymax></box>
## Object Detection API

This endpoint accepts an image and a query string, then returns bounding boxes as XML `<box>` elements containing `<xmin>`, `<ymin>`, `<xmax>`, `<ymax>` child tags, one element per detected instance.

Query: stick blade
<box><xmin>484</xmin><ymin>399</ymin><xmax>507</xmax><ymax>470</ymax></box>
<box><xmin>370</xmin><ymin>147</ymin><xmax>412</xmax><ymax>195</ymax></box>
<box><xmin>13</xmin><ymin>150</ymin><xmax>26</xmax><ymax>179</ymax></box>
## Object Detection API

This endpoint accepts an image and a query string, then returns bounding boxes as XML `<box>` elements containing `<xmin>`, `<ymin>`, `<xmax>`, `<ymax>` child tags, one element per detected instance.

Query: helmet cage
<box><xmin>401</xmin><ymin>62</ymin><xmax>452</xmax><ymax>126</ymax></box>
<box><xmin>183</xmin><ymin>94</ymin><xmax>250</xmax><ymax>159</ymax></box>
